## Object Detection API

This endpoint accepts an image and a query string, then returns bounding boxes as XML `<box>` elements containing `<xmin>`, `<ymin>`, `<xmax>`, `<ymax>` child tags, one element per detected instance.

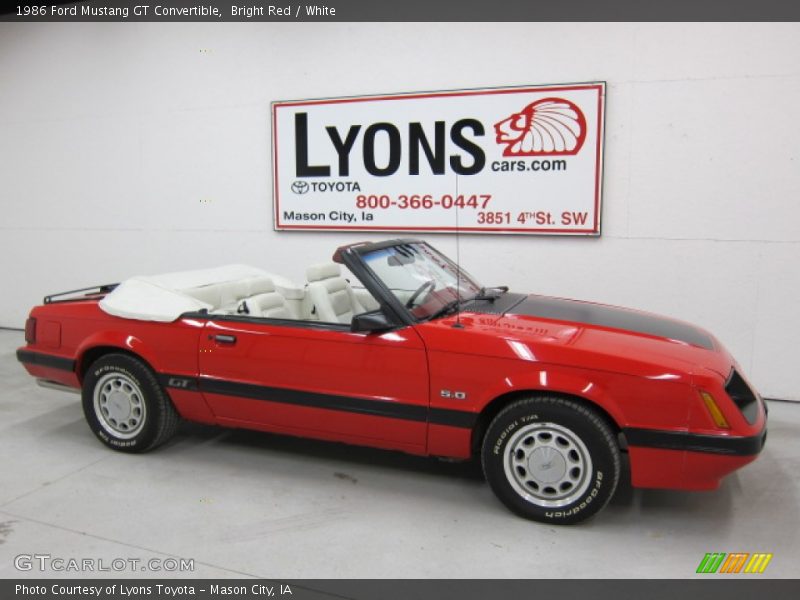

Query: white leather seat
<box><xmin>305</xmin><ymin>263</ymin><xmax>365</xmax><ymax>324</ymax></box>
<box><xmin>242</xmin><ymin>277</ymin><xmax>275</xmax><ymax>295</ymax></box>
<box><xmin>185</xmin><ymin>284</ymin><xmax>223</xmax><ymax>308</ymax></box>
<box><xmin>186</xmin><ymin>276</ymin><xmax>296</xmax><ymax>317</ymax></box>
<box><xmin>232</xmin><ymin>278</ymin><xmax>294</xmax><ymax>319</ymax></box>
<box><xmin>244</xmin><ymin>291</ymin><xmax>293</xmax><ymax>319</ymax></box>
<box><xmin>187</xmin><ymin>283</ymin><xmax>245</xmax><ymax>311</ymax></box>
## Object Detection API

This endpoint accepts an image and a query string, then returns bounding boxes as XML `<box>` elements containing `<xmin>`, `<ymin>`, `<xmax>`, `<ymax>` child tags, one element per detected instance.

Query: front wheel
<box><xmin>481</xmin><ymin>396</ymin><xmax>620</xmax><ymax>525</ymax></box>
<box><xmin>82</xmin><ymin>353</ymin><xmax>179</xmax><ymax>453</ymax></box>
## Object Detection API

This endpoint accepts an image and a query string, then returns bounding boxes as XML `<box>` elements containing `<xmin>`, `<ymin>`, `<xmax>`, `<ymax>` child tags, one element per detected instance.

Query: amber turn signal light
<box><xmin>700</xmin><ymin>391</ymin><xmax>731</xmax><ymax>429</ymax></box>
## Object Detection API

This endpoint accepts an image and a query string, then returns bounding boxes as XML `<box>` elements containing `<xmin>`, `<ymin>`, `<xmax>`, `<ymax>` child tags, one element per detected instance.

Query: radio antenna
<box><xmin>453</xmin><ymin>174</ymin><xmax>464</xmax><ymax>329</ymax></box>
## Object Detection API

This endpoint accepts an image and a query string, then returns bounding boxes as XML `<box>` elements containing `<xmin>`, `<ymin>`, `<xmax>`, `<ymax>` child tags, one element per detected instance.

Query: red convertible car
<box><xmin>17</xmin><ymin>239</ymin><xmax>766</xmax><ymax>524</ymax></box>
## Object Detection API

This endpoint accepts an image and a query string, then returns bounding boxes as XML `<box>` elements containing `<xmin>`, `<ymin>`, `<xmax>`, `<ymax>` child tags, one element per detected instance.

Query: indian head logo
<box><xmin>494</xmin><ymin>97</ymin><xmax>587</xmax><ymax>157</ymax></box>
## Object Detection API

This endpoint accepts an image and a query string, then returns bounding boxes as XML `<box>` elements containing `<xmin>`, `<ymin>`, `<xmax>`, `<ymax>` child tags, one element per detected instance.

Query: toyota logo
<box><xmin>291</xmin><ymin>181</ymin><xmax>309</xmax><ymax>194</ymax></box>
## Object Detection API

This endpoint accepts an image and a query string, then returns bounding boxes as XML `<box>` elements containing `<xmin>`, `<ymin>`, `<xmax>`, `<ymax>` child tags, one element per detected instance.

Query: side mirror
<box><xmin>351</xmin><ymin>310</ymin><xmax>395</xmax><ymax>333</ymax></box>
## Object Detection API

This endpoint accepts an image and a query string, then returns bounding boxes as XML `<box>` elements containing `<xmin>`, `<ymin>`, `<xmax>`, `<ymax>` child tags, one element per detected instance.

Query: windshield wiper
<box><xmin>427</xmin><ymin>299</ymin><xmax>462</xmax><ymax>321</ymax></box>
<box><xmin>471</xmin><ymin>285</ymin><xmax>509</xmax><ymax>302</ymax></box>
<box><xmin>426</xmin><ymin>286</ymin><xmax>508</xmax><ymax>321</ymax></box>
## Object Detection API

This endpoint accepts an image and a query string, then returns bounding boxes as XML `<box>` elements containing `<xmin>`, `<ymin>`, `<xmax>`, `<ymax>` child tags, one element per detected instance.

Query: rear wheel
<box><xmin>82</xmin><ymin>353</ymin><xmax>179</xmax><ymax>453</ymax></box>
<box><xmin>481</xmin><ymin>396</ymin><xmax>620</xmax><ymax>525</ymax></box>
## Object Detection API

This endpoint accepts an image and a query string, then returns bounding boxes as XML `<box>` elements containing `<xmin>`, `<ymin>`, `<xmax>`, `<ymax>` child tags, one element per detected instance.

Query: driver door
<box><xmin>197</xmin><ymin>317</ymin><xmax>430</xmax><ymax>454</ymax></box>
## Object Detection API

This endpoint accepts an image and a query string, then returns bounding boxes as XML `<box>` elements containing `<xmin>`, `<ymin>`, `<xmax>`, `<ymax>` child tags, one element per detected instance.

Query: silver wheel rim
<box><xmin>93</xmin><ymin>372</ymin><xmax>147</xmax><ymax>439</ymax></box>
<box><xmin>503</xmin><ymin>422</ymin><xmax>593</xmax><ymax>508</ymax></box>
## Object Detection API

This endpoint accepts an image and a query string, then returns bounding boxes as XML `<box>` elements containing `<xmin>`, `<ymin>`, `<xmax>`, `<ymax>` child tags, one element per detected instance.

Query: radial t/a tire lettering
<box><xmin>81</xmin><ymin>353</ymin><xmax>179</xmax><ymax>453</ymax></box>
<box><xmin>481</xmin><ymin>396</ymin><xmax>620</xmax><ymax>525</ymax></box>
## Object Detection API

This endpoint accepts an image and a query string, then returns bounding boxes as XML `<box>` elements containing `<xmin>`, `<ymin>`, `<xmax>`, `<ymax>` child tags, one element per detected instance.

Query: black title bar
<box><xmin>2</xmin><ymin>0</ymin><xmax>800</xmax><ymax>22</ymax></box>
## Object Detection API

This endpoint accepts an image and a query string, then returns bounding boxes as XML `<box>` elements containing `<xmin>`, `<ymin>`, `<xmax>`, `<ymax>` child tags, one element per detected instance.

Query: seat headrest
<box><xmin>306</xmin><ymin>262</ymin><xmax>341</xmax><ymax>283</ymax></box>
<box><xmin>244</xmin><ymin>276</ymin><xmax>276</xmax><ymax>296</ymax></box>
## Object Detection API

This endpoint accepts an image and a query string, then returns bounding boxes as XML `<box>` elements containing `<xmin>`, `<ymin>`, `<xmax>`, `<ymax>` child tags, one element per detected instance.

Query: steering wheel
<box><xmin>405</xmin><ymin>279</ymin><xmax>436</xmax><ymax>308</ymax></box>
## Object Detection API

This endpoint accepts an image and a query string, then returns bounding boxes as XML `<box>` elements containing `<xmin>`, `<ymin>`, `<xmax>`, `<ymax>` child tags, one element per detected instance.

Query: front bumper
<box><xmin>624</xmin><ymin>427</ymin><xmax>767</xmax><ymax>456</ymax></box>
<box><xmin>624</xmin><ymin>423</ymin><xmax>767</xmax><ymax>491</ymax></box>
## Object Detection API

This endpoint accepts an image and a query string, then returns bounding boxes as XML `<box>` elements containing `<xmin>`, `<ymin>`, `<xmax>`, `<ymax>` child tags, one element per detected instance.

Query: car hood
<box><xmin>446</xmin><ymin>292</ymin><xmax>734</xmax><ymax>379</ymax></box>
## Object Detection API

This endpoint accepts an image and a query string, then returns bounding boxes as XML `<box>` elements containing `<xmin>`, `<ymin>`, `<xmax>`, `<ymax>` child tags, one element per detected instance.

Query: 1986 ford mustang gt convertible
<box><xmin>18</xmin><ymin>239</ymin><xmax>766</xmax><ymax>524</ymax></box>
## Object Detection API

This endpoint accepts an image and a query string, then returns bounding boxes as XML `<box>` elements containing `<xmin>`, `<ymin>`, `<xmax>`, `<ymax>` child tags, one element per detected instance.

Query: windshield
<box><xmin>360</xmin><ymin>242</ymin><xmax>482</xmax><ymax>320</ymax></box>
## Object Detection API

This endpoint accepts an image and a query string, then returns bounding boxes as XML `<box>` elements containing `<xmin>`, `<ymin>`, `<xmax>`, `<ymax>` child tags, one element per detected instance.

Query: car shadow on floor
<box><xmin>38</xmin><ymin>413</ymin><xmax>760</xmax><ymax>528</ymax></box>
<box><xmin>168</xmin><ymin>422</ymin><xmax>743</xmax><ymax>528</ymax></box>
<box><xmin>170</xmin><ymin>421</ymin><xmax>487</xmax><ymax>482</ymax></box>
<box><xmin>25</xmin><ymin>406</ymin><xmax>770</xmax><ymax>531</ymax></box>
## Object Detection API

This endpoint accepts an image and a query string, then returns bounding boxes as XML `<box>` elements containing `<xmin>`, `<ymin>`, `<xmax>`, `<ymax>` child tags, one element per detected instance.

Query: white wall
<box><xmin>1</xmin><ymin>22</ymin><xmax>798</xmax><ymax>400</ymax></box>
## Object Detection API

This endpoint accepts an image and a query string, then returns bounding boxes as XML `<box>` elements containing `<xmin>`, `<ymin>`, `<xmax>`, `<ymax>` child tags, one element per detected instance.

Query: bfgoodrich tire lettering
<box><xmin>82</xmin><ymin>353</ymin><xmax>179</xmax><ymax>453</ymax></box>
<box><xmin>481</xmin><ymin>396</ymin><xmax>620</xmax><ymax>525</ymax></box>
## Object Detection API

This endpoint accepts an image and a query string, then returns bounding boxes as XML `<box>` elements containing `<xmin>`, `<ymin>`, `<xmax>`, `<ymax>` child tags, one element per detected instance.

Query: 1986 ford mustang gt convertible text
<box><xmin>18</xmin><ymin>239</ymin><xmax>766</xmax><ymax>524</ymax></box>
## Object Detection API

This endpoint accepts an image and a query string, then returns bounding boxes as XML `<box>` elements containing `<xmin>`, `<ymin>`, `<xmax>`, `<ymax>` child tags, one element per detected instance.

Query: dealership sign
<box><xmin>272</xmin><ymin>82</ymin><xmax>605</xmax><ymax>234</ymax></box>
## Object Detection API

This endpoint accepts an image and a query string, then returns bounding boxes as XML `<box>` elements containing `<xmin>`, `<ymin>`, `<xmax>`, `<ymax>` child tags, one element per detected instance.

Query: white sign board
<box><xmin>272</xmin><ymin>83</ymin><xmax>605</xmax><ymax>234</ymax></box>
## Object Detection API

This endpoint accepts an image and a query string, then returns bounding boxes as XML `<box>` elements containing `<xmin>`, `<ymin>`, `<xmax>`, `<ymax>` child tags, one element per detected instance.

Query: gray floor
<box><xmin>0</xmin><ymin>329</ymin><xmax>797</xmax><ymax>579</ymax></box>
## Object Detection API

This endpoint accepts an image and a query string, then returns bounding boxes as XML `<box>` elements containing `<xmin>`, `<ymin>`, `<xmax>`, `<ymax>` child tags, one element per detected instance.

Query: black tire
<box><xmin>81</xmin><ymin>353</ymin><xmax>179</xmax><ymax>453</ymax></box>
<box><xmin>481</xmin><ymin>396</ymin><xmax>620</xmax><ymax>525</ymax></box>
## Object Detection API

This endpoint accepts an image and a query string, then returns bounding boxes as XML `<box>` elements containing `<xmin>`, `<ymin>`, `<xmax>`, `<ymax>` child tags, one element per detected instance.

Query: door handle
<box><xmin>211</xmin><ymin>334</ymin><xmax>237</xmax><ymax>344</ymax></box>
